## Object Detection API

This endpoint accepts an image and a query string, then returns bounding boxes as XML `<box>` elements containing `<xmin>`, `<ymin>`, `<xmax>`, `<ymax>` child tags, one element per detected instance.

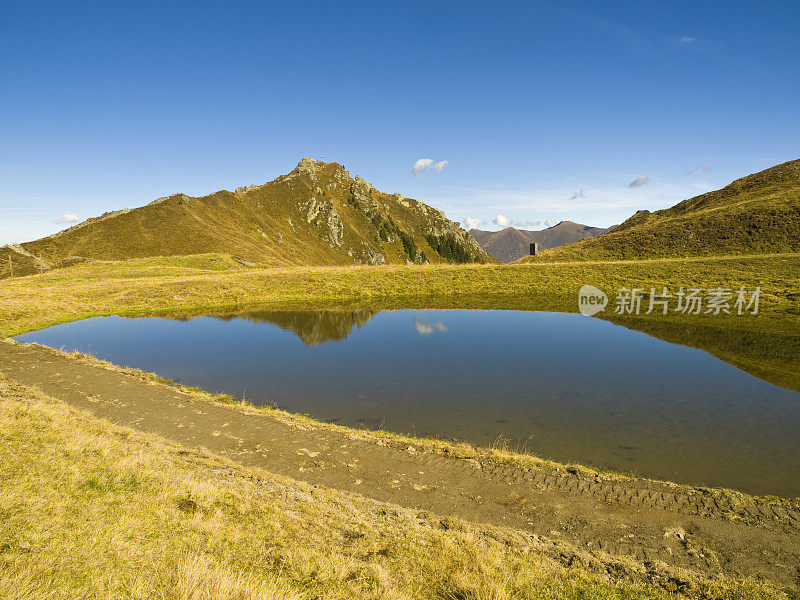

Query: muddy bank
<box><xmin>1</xmin><ymin>339</ymin><xmax>798</xmax><ymax>592</ymax></box>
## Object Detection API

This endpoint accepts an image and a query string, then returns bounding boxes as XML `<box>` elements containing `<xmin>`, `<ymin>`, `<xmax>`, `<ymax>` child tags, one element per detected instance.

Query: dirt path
<box><xmin>1</xmin><ymin>339</ymin><xmax>798</xmax><ymax>591</ymax></box>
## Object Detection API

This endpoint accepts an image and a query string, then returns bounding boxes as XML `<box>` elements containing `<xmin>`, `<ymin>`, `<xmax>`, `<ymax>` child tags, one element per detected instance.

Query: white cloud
<box><xmin>628</xmin><ymin>174</ymin><xmax>649</xmax><ymax>188</ymax></box>
<box><xmin>425</xmin><ymin>174</ymin><xmax>713</xmax><ymax>231</ymax></box>
<box><xmin>545</xmin><ymin>218</ymin><xmax>558</xmax><ymax>227</ymax></box>
<box><xmin>414</xmin><ymin>318</ymin><xmax>433</xmax><ymax>335</ymax></box>
<box><xmin>688</xmin><ymin>164</ymin><xmax>712</xmax><ymax>176</ymax></box>
<box><xmin>412</xmin><ymin>158</ymin><xmax>448</xmax><ymax>176</ymax></box>
<box><xmin>680</xmin><ymin>36</ymin><xmax>696</xmax><ymax>43</ymax></box>
<box><xmin>514</xmin><ymin>219</ymin><xmax>541</xmax><ymax>228</ymax></box>
<box><xmin>412</xmin><ymin>158</ymin><xmax>434</xmax><ymax>175</ymax></box>
<box><xmin>54</xmin><ymin>213</ymin><xmax>79</xmax><ymax>224</ymax></box>
<box><xmin>413</xmin><ymin>317</ymin><xmax>448</xmax><ymax>336</ymax></box>
<box><xmin>492</xmin><ymin>214</ymin><xmax>510</xmax><ymax>227</ymax></box>
<box><xmin>462</xmin><ymin>216</ymin><xmax>485</xmax><ymax>230</ymax></box>
<box><xmin>432</xmin><ymin>181</ymin><xmax>670</xmax><ymax>213</ymax></box>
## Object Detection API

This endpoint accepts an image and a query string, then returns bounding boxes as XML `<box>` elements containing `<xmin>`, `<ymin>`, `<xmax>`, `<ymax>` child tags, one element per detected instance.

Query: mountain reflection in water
<box><xmin>13</xmin><ymin>308</ymin><xmax>800</xmax><ymax>496</ymax></box>
<box><xmin>202</xmin><ymin>307</ymin><xmax>800</xmax><ymax>392</ymax></box>
<box><xmin>216</xmin><ymin>310</ymin><xmax>376</xmax><ymax>346</ymax></box>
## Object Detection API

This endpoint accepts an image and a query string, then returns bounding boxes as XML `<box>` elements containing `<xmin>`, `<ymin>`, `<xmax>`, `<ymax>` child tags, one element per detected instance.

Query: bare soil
<box><xmin>1</xmin><ymin>339</ymin><xmax>798</xmax><ymax>592</ymax></box>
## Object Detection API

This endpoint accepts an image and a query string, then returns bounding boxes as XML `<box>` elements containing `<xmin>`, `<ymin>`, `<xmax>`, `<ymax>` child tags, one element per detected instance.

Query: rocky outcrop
<box><xmin>256</xmin><ymin>227</ymin><xmax>283</xmax><ymax>245</ymax></box>
<box><xmin>300</xmin><ymin>197</ymin><xmax>344</xmax><ymax>248</ymax></box>
<box><xmin>296</xmin><ymin>157</ymin><xmax>321</xmax><ymax>183</ymax></box>
<box><xmin>233</xmin><ymin>257</ymin><xmax>258</xmax><ymax>267</ymax></box>
<box><xmin>360</xmin><ymin>243</ymin><xmax>386</xmax><ymax>265</ymax></box>
<box><xmin>295</xmin><ymin>157</ymin><xmax>352</xmax><ymax>186</ymax></box>
<box><xmin>150</xmin><ymin>193</ymin><xmax>190</xmax><ymax>206</ymax></box>
<box><xmin>349</xmin><ymin>176</ymin><xmax>382</xmax><ymax>217</ymax></box>
<box><xmin>235</xmin><ymin>184</ymin><xmax>262</xmax><ymax>194</ymax></box>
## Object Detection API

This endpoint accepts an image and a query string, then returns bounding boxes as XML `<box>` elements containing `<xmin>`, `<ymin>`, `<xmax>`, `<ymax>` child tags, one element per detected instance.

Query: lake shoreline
<box><xmin>3</xmin><ymin>256</ymin><xmax>800</xmax><ymax>595</ymax></box>
<box><xmin>13</xmin><ymin>309</ymin><xmax>800</xmax><ymax>496</ymax></box>
<box><xmin>2</xmin><ymin>337</ymin><xmax>799</xmax><ymax>594</ymax></box>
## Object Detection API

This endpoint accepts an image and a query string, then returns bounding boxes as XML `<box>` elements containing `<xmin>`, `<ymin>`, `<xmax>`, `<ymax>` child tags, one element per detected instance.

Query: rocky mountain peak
<box><xmin>294</xmin><ymin>158</ymin><xmax>352</xmax><ymax>185</ymax></box>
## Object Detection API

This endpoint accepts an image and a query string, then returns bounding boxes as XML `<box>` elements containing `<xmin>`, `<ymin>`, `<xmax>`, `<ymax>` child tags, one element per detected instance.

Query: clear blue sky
<box><xmin>1</xmin><ymin>1</ymin><xmax>798</xmax><ymax>243</ymax></box>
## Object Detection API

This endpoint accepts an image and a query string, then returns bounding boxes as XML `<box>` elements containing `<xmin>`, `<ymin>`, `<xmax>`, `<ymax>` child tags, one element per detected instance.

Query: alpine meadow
<box><xmin>2</xmin><ymin>3</ymin><xmax>799</xmax><ymax>599</ymax></box>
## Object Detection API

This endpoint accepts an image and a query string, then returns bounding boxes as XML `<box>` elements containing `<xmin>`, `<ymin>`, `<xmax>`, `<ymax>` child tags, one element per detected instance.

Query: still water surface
<box><xmin>15</xmin><ymin>309</ymin><xmax>800</xmax><ymax>496</ymax></box>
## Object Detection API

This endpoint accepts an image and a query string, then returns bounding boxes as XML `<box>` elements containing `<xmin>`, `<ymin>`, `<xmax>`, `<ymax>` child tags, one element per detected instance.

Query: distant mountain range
<box><xmin>470</xmin><ymin>222</ymin><xmax>613</xmax><ymax>263</ymax></box>
<box><xmin>519</xmin><ymin>159</ymin><xmax>800</xmax><ymax>262</ymax></box>
<box><xmin>1</xmin><ymin>159</ymin><xmax>491</xmax><ymax>278</ymax></box>
<box><xmin>5</xmin><ymin>157</ymin><xmax>798</xmax><ymax>277</ymax></box>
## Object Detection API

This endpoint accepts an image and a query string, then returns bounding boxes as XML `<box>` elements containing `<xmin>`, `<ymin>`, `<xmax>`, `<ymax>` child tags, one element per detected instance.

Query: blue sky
<box><xmin>1</xmin><ymin>1</ymin><xmax>798</xmax><ymax>243</ymax></box>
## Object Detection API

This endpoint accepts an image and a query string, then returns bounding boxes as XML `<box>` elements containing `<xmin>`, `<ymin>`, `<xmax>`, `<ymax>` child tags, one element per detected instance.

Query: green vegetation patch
<box><xmin>425</xmin><ymin>232</ymin><xmax>484</xmax><ymax>263</ymax></box>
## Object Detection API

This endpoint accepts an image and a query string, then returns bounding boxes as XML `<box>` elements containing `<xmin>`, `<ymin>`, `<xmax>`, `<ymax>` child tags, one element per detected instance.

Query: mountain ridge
<box><xmin>470</xmin><ymin>221</ymin><xmax>612</xmax><ymax>263</ymax></box>
<box><xmin>1</xmin><ymin>159</ymin><xmax>491</xmax><ymax>278</ymax></box>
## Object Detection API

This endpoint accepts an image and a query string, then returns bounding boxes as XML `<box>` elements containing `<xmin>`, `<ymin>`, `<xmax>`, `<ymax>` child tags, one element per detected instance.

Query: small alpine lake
<box><xmin>14</xmin><ymin>308</ymin><xmax>800</xmax><ymax>497</ymax></box>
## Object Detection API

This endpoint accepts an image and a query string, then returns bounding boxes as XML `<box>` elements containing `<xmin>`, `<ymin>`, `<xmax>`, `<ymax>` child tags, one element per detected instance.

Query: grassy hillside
<box><xmin>1</xmin><ymin>252</ymin><xmax>798</xmax><ymax>330</ymax></box>
<box><xmin>471</xmin><ymin>221</ymin><xmax>611</xmax><ymax>263</ymax></box>
<box><xmin>2</xmin><ymin>252</ymin><xmax>798</xmax><ymax>388</ymax></box>
<box><xmin>1</xmin><ymin>255</ymin><xmax>798</xmax><ymax>598</ymax></box>
<box><xmin>3</xmin><ymin>376</ymin><xmax>782</xmax><ymax>599</ymax></box>
<box><xmin>0</xmin><ymin>159</ymin><xmax>490</xmax><ymax>279</ymax></box>
<box><xmin>519</xmin><ymin>159</ymin><xmax>800</xmax><ymax>262</ymax></box>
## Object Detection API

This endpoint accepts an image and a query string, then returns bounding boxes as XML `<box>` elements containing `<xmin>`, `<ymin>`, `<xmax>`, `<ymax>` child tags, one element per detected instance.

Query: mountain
<box><xmin>214</xmin><ymin>309</ymin><xmax>376</xmax><ymax>346</ymax></box>
<box><xmin>470</xmin><ymin>221</ymin><xmax>612</xmax><ymax>263</ymax></box>
<box><xmin>519</xmin><ymin>159</ymin><xmax>800</xmax><ymax>262</ymax></box>
<box><xmin>1</xmin><ymin>159</ymin><xmax>491</xmax><ymax>278</ymax></box>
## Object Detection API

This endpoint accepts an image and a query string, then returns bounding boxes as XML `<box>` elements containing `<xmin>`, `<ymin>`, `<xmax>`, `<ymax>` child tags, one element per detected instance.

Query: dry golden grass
<box><xmin>1</xmin><ymin>252</ymin><xmax>798</xmax><ymax>337</ymax></box>
<box><xmin>0</xmin><ymin>376</ymin><xmax>783</xmax><ymax>599</ymax></box>
<box><xmin>1</xmin><ymin>253</ymin><xmax>798</xmax><ymax>598</ymax></box>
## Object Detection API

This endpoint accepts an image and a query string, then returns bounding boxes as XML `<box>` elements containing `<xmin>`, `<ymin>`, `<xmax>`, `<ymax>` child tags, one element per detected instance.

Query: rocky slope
<box><xmin>470</xmin><ymin>222</ymin><xmax>611</xmax><ymax>263</ymax></box>
<box><xmin>1</xmin><ymin>159</ymin><xmax>490</xmax><ymax>278</ymax></box>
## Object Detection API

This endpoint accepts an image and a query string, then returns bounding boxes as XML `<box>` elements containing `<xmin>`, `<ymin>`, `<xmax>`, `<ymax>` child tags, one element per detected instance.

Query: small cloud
<box><xmin>413</xmin><ymin>317</ymin><xmax>448</xmax><ymax>336</ymax></box>
<box><xmin>412</xmin><ymin>158</ymin><xmax>433</xmax><ymax>175</ymax></box>
<box><xmin>492</xmin><ymin>214</ymin><xmax>510</xmax><ymax>227</ymax></box>
<box><xmin>463</xmin><ymin>216</ymin><xmax>485</xmax><ymax>230</ymax></box>
<box><xmin>688</xmin><ymin>164</ymin><xmax>712</xmax><ymax>176</ymax></box>
<box><xmin>54</xmin><ymin>213</ymin><xmax>79</xmax><ymax>224</ymax></box>
<box><xmin>628</xmin><ymin>174</ymin><xmax>649</xmax><ymax>188</ymax></box>
<box><xmin>515</xmin><ymin>219</ymin><xmax>541</xmax><ymax>228</ymax></box>
<box><xmin>412</xmin><ymin>158</ymin><xmax>448</xmax><ymax>176</ymax></box>
<box><xmin>414</xmin><ymin>318</ymin><xmax>433</xmax><ymax>335</ymax></box>
<box><xmin>680</xmin><ymin>36</ymin><xmax>696</xmax><ymax>43</ymax></box>
<box><xmin>570</xmin><ymin>189</ymin><xmax>586</xmax><ymax>200</ymax></box>
<box><xmin>545</xmin><ymin>218</ymin><xmax>558</xmax><ymax>228</ymax></box>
